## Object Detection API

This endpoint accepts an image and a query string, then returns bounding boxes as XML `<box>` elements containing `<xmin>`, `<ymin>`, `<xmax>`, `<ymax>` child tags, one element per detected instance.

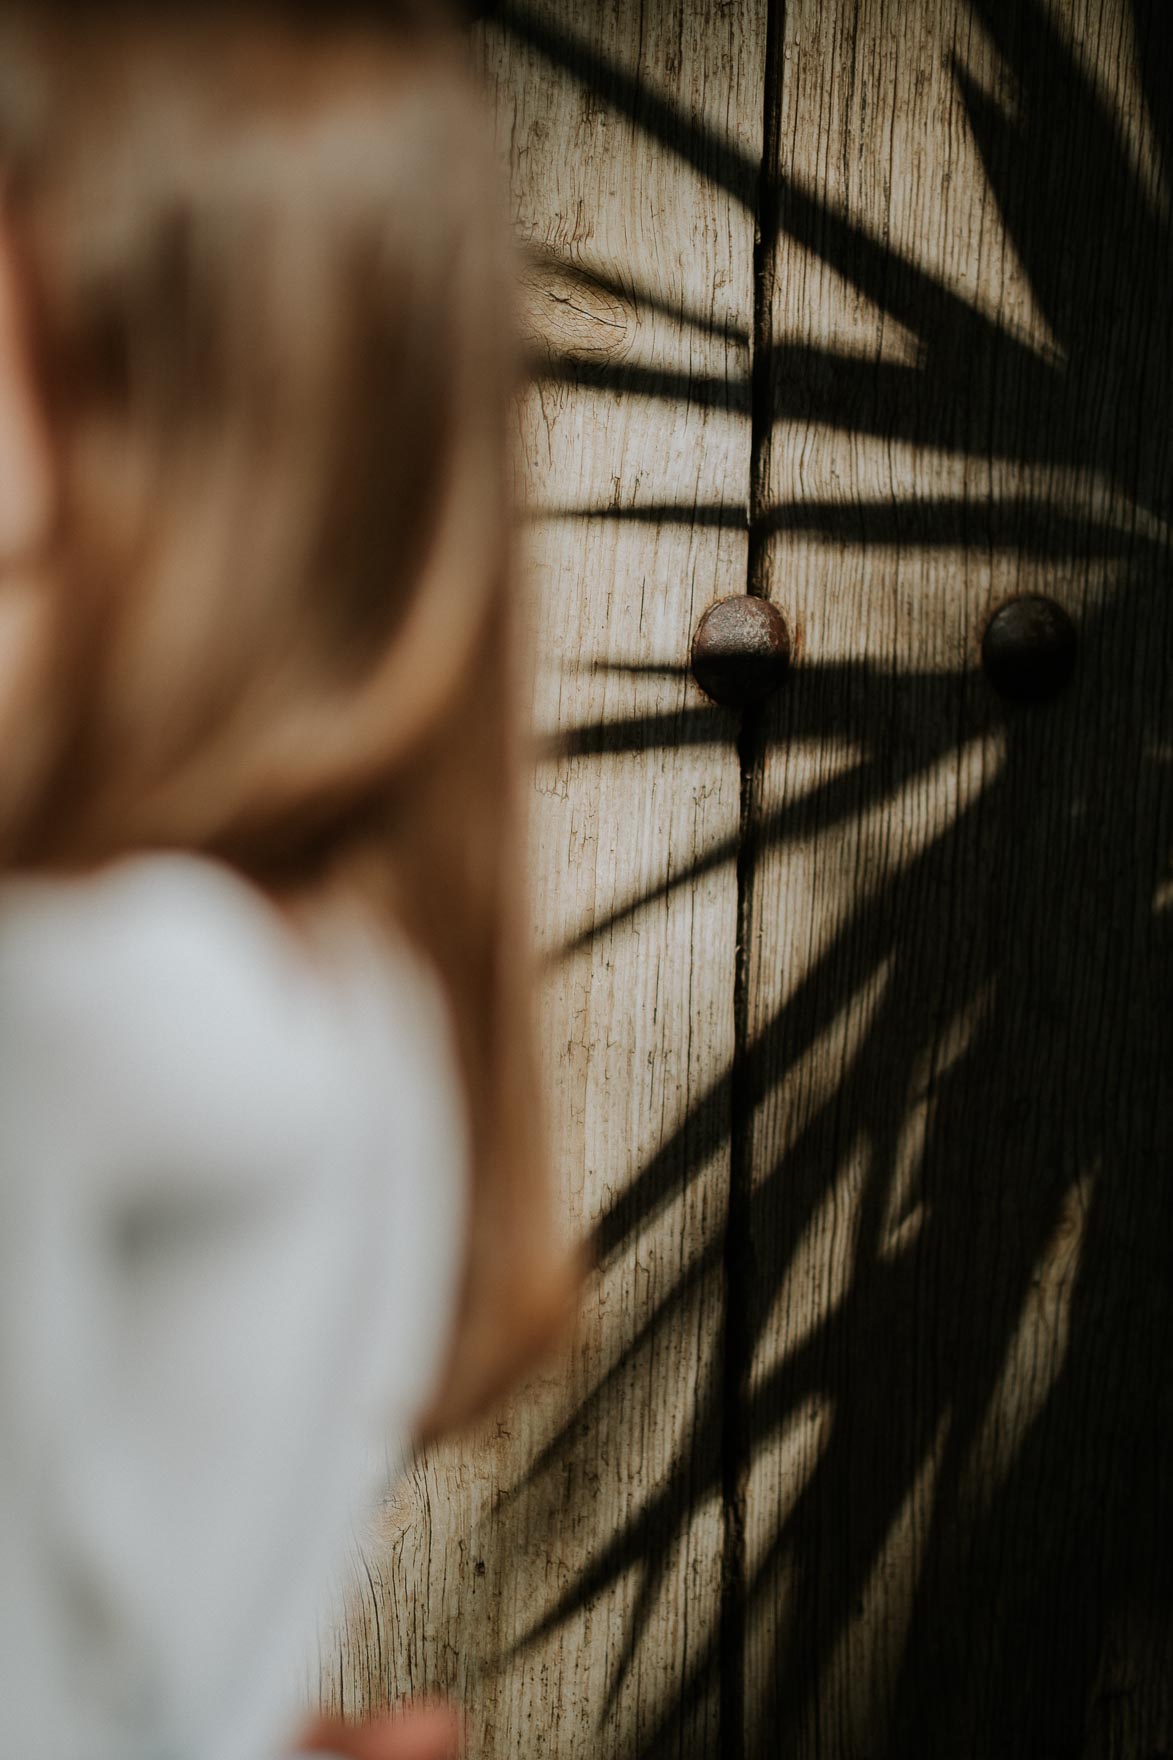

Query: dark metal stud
<box><xmin>981</xmin><ymin>594</ymin><xmax>1077</xmax><ymax>704</ymax></box>
<box><xmin>690</xmin><ymin>595</ymin><xmax>791</xmax><ymax>709</ymax></box>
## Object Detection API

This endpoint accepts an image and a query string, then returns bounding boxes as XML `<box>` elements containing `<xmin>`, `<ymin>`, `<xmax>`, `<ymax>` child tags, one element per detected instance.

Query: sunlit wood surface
<box><xmin>323</xmin><ymin>4</ymin><xmax>758</xmax><ymax>1756</ymax></box>
<box><xmin>325</xmin><ymin>2</ymin><xmax>1173</xmax><ymax>1755</ymax></box>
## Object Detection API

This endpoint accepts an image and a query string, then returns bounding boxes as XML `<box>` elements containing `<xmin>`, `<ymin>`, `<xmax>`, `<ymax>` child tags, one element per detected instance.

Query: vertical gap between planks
<box><xmin>721</xmin><ymin>0</ymin><xmax>785</xmax><ymax>1754</ymax></box>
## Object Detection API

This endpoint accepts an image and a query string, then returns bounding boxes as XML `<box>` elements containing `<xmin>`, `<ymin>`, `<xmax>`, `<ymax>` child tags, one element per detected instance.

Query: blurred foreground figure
<box><xmin>0</xmin><ymin>6</ymin><xmax>570</xmax><ymax>1757</ymax></box>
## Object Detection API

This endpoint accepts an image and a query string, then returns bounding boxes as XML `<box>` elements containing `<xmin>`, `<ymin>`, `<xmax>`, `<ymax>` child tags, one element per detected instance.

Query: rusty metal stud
<box><xmin>981</xmin><ymin>595</ymin><xmax>1077</xmax><ymax>704</ymax></box>
<box><xmin>690</xmin><ymin>595</ymin><xmax>791</xmax><ymax>709</ymax></box>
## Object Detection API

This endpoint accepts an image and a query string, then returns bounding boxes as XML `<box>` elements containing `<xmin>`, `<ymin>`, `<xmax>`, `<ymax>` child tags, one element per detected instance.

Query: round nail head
<box><xmin>981</xmin><ymin>595</ymin><xmax>1077</xmax><ymax>704</ymax></box>
<box><xmin>691</xmin><ymin>596</ymin><xmax>791</xmax><ymax>709</ymax></box>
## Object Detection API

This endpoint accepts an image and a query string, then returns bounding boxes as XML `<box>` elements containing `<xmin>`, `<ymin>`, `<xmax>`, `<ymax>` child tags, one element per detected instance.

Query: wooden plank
<box><xmin>744</xmin><ymin>0</ymin><xmax>1173</xmax><ymax>1755</ymax></box>
<box><xmin>324</xmin><ymin>5</ymin><xmax>764</xmax><ymax>1755</ymax></box>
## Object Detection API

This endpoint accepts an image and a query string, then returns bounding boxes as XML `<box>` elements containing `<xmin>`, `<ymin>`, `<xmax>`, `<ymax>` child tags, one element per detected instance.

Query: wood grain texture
<box><xmin>324</xmin><ymin>5</ymin><xmax>764</xmax><ymax>1756</ymax></box>
<box><xmin>744</xmin><ymin>1</ymin><xmax>1173</xmax><ymax>1756</ymax></box>
<box><xmin>318</xmin><ymin>3</ymin><xmax>1173</xmax><ymax>1754</ymax></box>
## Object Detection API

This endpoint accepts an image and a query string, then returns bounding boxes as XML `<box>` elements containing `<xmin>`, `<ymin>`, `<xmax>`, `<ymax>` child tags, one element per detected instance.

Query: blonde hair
<box><xmin>0</xmin><ymin>2</ymin><xmax>572</xmax><ymax>1434</ymax></box>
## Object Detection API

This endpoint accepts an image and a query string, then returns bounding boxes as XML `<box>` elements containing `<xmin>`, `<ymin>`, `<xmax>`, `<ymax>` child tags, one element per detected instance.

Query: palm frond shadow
<box><xmin>489</xmin><ymin>1</ymin><xmax>1173</xmax><ymax>1755</ymax></box>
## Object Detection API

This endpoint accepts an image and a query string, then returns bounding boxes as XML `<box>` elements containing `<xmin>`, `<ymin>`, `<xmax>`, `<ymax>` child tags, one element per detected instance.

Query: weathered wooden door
<box><xmin>328</xmin><ymin>3</ymin><xmax>1173</xmax><ymax>1755</ymax></box>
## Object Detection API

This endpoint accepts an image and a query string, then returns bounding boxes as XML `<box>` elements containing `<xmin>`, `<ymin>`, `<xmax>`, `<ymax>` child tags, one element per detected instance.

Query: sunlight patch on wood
<box><xmin>771</xmin><ymin>439</ymin><xmax>1162</xmax><ymax>547</ymax></box>
<box><xmin>813</xmin><ymin>1407</ymin><xmax>953</xmax><ymax>1755</ymax></box>
<box><xmin>837</xmin><ymin>732</ymin><xmax>1005</xmax><ymax>908</ymax></box>
<box><xmin>486</xmin><ymin>0</ymin><xmax>764</xmax><ymax>186</ymax></box>
<box><xmin>766</xmin><ymin>419</ymin><xmax>1149</xmax><ymax>669</ymax></box>
<box><xmin>1040</xmin><ymin>0</ymin><xmax>1171</xmax><ymax>222</ymax></box>
<box><xmin>879</xmin><ymin>980</ymin><xmax>997</xmax><ymax>1260</ymax></box>
<box><xmin>780</xmin><ymin>0</ymin><xmax>1067</xmax><ymax>372</ymax></box>
<box><xmin>746</xmin><ymin>1394</ymin><xmax>834</xmax><ymax>1577</ymax></box>
<box><xmin>518</xmin><ymin>243</ymin><xmax>747</xmax><ymax>385</ymax></box>
<box><xmin>750</xmin><ymin>1124</ymin><xmax>881</xmax><ymax>1390</ymax></box>
<box><xmin>529</xmin><ymin>745</ymin><xmax>737</xmax><ymax>964</ymax></box>
<box><xmin>772</xmin><ymin>230</ymin><xmax>924</xmax><ymax>366</ymax></box>
<box><xmin>746</xmin><ymin>734</ymin><xmax>1003</xmax><ymax>1083</ymax></box>
<box><xmin>517</xmin><ymin>388</ymin><xmax>746</xmax><ymax>521</ymax></box>
<box><xmin>958</xmin><ymin>1166</ymin><xmax>1096</xmax><ymax>1516</ymax></box>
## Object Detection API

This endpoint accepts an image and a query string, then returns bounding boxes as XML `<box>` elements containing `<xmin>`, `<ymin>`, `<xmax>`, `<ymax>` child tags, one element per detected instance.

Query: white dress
<box><xmin>0</xmin><ymin>853</ymin><xmax>470</xmax><ymax>1760</ymax></box>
